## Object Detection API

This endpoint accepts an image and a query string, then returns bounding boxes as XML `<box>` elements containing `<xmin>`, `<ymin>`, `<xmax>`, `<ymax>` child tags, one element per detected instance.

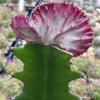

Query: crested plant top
<box><xmin>11</xmin><ymin>2</ymin><xmax>93</xmax><ymax>57</ymax></box>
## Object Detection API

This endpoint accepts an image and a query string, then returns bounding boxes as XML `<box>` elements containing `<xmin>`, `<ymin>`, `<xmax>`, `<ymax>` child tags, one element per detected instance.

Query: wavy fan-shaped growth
<box><xmin>11</xmin><ymin>2</ymin><xmax>93</xmax><ymax>100</ymax></box>
<box><xmin>11</xmin><ymin>2</ymin><xmax>93</xmax><ymax>57</ymax></box>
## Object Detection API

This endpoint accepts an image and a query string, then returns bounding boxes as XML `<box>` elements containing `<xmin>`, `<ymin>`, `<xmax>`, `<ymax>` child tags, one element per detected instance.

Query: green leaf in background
<box><xmin>13</xmin><ymin>44</ymin><xmax>82</xmax><ymax>100</ymax></box>
<box><xmin>71</xmin><ymin>58</ymin><xmax>88</xmax><ymax>73</ymax></box>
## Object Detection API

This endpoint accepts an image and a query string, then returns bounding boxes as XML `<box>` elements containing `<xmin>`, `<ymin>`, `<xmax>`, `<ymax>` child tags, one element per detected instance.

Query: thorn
<box><xmin>81</xmin><ymin>73</ymin><xmax>90</xmax><ymax>84</ymax></box>
<box><xmin>10</xmin><ymin>72</ymin><xmax>14</xmax><ymax>78</ymax></box>
<box><xmin>70</xmin><ymin>61</ymin><xmax>73</xmax><ymax>65</ymax></box>
<box><xmin>81</xmin><ymin>73</ymin><xmax>85</xmax><ymax>79</ymax></box>
<box><xmin>8</xmin><ymin>47</ymin><xmax>13</xmax><ymax>52</ymax></box>
<box><xmin>86</xmin><ymin>75</ymin><xmax>90</xmax><ymax>83</ymax></box>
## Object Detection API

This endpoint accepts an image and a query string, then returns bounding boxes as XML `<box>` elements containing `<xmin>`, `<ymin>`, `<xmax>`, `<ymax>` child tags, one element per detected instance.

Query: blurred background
<box><xmin>0</xmin><ymin>0</ymin><xmax>100</xmax><ymax>100</ymax></box>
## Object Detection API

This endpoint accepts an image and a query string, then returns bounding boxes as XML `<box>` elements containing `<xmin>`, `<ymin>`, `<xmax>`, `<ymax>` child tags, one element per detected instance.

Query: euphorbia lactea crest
<box><xmin>10</xmin><ymin>2</ymin><xmax>93</xmax><ymax>57</ymax></box>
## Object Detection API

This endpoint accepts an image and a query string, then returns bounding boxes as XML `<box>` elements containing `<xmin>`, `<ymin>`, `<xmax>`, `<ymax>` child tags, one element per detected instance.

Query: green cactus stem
<box><xmin>13</xmin><ymin>44</ymin><xmax>81</xmax><ymax>100</ymax></box>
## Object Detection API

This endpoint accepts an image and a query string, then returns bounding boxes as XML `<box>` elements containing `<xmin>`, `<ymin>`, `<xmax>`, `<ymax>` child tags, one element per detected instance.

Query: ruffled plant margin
<box><xmin>10</xmin><ymin>2</ymin><xmax>93</xmax><ymax>100</ymax></box>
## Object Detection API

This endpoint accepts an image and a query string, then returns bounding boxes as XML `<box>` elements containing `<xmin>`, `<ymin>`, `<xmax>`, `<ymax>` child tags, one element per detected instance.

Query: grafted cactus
<box><xmin>10</xmin><ymin>2</ymin><xmax>93</xmax><ymax>100</ymax></box>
